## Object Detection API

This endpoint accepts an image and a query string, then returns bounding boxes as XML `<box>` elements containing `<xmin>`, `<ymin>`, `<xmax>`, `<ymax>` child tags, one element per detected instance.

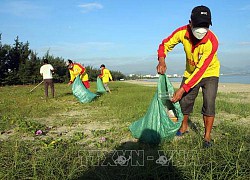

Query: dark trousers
<box><xmin>44</xmin><ymin>79</ymin><xmax>54</xmax><ymax>98</ymax></box>
<box><xmin>180</xmin><ymin>77</ymin><xmax>219</xmax><ymax>116</ymax></box>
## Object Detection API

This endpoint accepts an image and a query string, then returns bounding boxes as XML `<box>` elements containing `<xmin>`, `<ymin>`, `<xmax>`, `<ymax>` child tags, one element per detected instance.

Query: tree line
<box><xmin>0</xmin><ymin>34</ymin><xmax>126</xmax><ymax>86</ymax></box>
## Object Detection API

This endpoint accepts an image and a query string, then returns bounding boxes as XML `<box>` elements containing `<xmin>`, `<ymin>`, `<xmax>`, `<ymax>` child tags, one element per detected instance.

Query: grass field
<box><xmin>0</xmin><ymin>81</ymin><xmax>250</xmax><ymax>179</ymax></box>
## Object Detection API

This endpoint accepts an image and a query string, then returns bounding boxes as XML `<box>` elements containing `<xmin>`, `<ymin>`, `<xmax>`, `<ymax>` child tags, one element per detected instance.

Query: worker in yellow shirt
<box><xmin>98</xmin><ymin>64</ymin><xmax>113</xmax><ymax>93</ymax></box>
<box><xmin>157</xmin><ymin>5</ymin><xmax>220</xmax><ymax>148</ymax></box>
<box><xmin>67</xmin><ymin>59</ymin><xmax>90</xmax><ymax>89</ymax></box>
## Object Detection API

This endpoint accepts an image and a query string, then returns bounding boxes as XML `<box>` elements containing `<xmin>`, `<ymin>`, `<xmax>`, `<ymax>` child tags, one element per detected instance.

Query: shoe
<box><xmin>203</xmin><ymin>140</ymin><xmax>213</xmax><ymax>148</ymax></box>
<box><xmin>176</xmin><ymin>130</ymin><xmax>189</xmax><ymax>136</ymax></box>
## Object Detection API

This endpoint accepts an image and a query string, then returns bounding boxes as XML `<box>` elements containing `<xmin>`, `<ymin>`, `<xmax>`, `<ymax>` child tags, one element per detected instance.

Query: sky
<box><xmin>1</xmin><ymin>0</ymin><xmax>250</xmax><ymax>74</ymax></box>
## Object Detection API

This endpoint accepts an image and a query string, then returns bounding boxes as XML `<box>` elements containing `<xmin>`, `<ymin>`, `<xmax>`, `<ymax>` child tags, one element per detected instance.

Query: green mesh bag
<box><xmin>129</xmin><ymin>74</ymin><xmax>183</xmax><ymax>144</ymax></box>
<box><xmin>96</xmin><ymin>77</ymin><xmax>106</xmax><ymax>93</ymax></box>
<box><xmin>72</xmin><ymin>75</ymin><xmax>97</xmax><ymax>103</ymax></box>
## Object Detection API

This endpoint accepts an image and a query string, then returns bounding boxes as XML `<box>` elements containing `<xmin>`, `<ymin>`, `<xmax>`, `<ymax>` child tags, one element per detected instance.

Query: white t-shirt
<box><xmin>40</xmin><ymin>64</ymin><xmax>54</xmax><ymax>79</ymax></box>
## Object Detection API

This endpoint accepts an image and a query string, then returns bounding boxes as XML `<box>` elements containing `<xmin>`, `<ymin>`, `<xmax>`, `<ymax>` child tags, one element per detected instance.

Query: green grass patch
<box><xmin>0</xmin><ymin>82</ymin><xmax>249</xmax><ymax>179</ymax></box>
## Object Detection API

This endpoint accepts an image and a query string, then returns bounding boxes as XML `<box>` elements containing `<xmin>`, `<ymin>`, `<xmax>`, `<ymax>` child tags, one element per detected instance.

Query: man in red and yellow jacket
<box><xmin>67</xmin><ymin>59</ymin><xmax>90</xmax><ymax>89</ymax></box>
<box><xmin>157</xmin><ymin>5</ymin><xmax>220</xmax><ymax>148</ymax></box>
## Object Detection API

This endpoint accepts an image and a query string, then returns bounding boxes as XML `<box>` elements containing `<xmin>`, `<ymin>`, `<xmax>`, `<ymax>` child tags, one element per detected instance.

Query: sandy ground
<box><xmin>124</xmin><ymin>80</ymin><xmax>250</xmax><ymax>93</ymax></box>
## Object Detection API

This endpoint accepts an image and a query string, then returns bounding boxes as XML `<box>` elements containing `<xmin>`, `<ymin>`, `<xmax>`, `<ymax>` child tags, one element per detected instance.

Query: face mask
<box><xmin>191</xmin><ymin>27</ymin><xmax>208</xmax><ymax>39</ymax></box>
<box><xmin>68</xmin><ymin>64</ymin><xmax>73</xmax><ymax>69</ymax></box>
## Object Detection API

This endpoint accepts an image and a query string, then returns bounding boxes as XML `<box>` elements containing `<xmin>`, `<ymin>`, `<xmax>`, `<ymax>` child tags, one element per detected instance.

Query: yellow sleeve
<box><xmin>69</xmin><ymin>70</ymin><xmax>76</xmax><ymax>82</ymax></box>
<box><xmin>108</xmin><ymin>70</ymin><xmax>112</xmax><ymax>80</ymax></box>
<box><xmin>158</xmin><ymin>26</ymin><xmax>187</xmax><ymax>58</ymax></box>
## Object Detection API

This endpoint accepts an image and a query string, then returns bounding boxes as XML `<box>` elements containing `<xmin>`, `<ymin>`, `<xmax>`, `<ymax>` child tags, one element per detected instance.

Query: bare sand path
<box><xmin>124</xmin><ymin>80</ymin><xmax>250</xmax><ymax>93</ymax></box>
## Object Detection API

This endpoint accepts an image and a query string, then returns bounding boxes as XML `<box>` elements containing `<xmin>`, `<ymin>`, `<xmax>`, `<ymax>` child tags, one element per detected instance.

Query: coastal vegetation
<box><xmin>0</xmin><ymin>35</ymin><xmax>126</xmax><ymax>86</ymax></box>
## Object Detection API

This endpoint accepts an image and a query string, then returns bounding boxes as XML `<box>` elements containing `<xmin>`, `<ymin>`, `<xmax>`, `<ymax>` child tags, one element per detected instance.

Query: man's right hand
<box><xmin>156</xmin><ymin>57</ymin><xmax>167</xmax><ymax>74</ymax></box>
<box><xmin>171</xmin><ymin>87</ymin><xmax>185</xmax><ymax>103</ymax></box>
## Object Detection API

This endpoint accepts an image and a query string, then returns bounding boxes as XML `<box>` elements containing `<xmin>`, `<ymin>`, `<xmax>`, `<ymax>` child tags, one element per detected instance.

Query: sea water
<box><xmin>144</xmin><ymin>74</ymin><xmax>250</xmax><ymax>84</ymax></box>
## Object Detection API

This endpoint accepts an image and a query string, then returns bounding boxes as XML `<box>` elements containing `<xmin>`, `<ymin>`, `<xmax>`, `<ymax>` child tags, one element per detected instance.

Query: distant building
<box><xmin>144</xmin><ymin>74</ymin><xmax>152</xmax><ymax>78</ymax></box>
<box><xmin>129</xmin><ymin>72</ymin><xmax>182</xmax><ymax>79</ymax></box>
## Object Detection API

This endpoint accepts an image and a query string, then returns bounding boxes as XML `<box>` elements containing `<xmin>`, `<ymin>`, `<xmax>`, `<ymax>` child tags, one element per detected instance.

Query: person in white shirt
<box><xmin>40</xmin><ymin>59</ymin><xmax>55</xmax><ymax>98</ymax></box>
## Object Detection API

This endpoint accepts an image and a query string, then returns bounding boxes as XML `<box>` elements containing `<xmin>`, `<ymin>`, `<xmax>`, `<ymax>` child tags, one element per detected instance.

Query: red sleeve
<box><xmin>158</xmin><ymin>42</ymin><xmax>167</xmax><ymax>58</ymax></box>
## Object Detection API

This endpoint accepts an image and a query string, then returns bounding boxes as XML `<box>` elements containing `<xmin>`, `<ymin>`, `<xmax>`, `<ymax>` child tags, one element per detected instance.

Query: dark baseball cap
<box><xmin>191</xmin><ymin>5</ymin><xmax>212</xmax><ymax>27</ymax></box>
<box><xmin>100</xmin><ymin>64</ymin><xmax>105</xmax><ymax>68</ymax></box>
<box><xmin>68</xmin><ymin>59</ymin><xmax>73</xmax><ymax>64</ymax></box>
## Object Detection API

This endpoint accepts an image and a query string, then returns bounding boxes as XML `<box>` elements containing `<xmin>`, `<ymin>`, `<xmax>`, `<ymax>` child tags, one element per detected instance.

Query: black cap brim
<box><xmin>192</xmin><ymin>18</ymin><xmax>212</xmax><ymax>27</ymax></box>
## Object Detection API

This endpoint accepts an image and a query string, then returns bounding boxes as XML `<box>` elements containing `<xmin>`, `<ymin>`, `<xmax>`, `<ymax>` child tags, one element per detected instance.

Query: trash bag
<box><xmin>129</xmin><ymin>74</ymin><xmax>184</xmax><ymax>144</ymax></box>
<box><xmin>96</xmin><ymin>77</ymin><xmax>106</xmax><ymax>93</ymax></box>
<box><xmin>72</xmin><ymin>75</ymin><xmax>97</xmax><ymax>103</ymax></box>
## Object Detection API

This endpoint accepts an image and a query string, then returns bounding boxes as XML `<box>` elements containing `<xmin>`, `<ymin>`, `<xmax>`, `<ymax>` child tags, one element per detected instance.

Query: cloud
<box><xmin>35</xmin><ymin>41</ymin><xmax>116</xmax><ymax>59</ymax></box>
<box><xmin>0</xmin><ymin>1</ymin><xmax>45</xmax><ymax>18</ymax></box>
<box><xmin>238</xmin><ymin>42</ymin><xmax>250</xmax><ymax>46</ymax></box>
<box><xmin>74</xmin><ymin>54</ymin><xmax>185</xmax><ymax>75</ymax></box>
<box><xmin>78</xmin><ymin>3</ymin><xmax>103</xmax><ymax>13</ymax></box>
